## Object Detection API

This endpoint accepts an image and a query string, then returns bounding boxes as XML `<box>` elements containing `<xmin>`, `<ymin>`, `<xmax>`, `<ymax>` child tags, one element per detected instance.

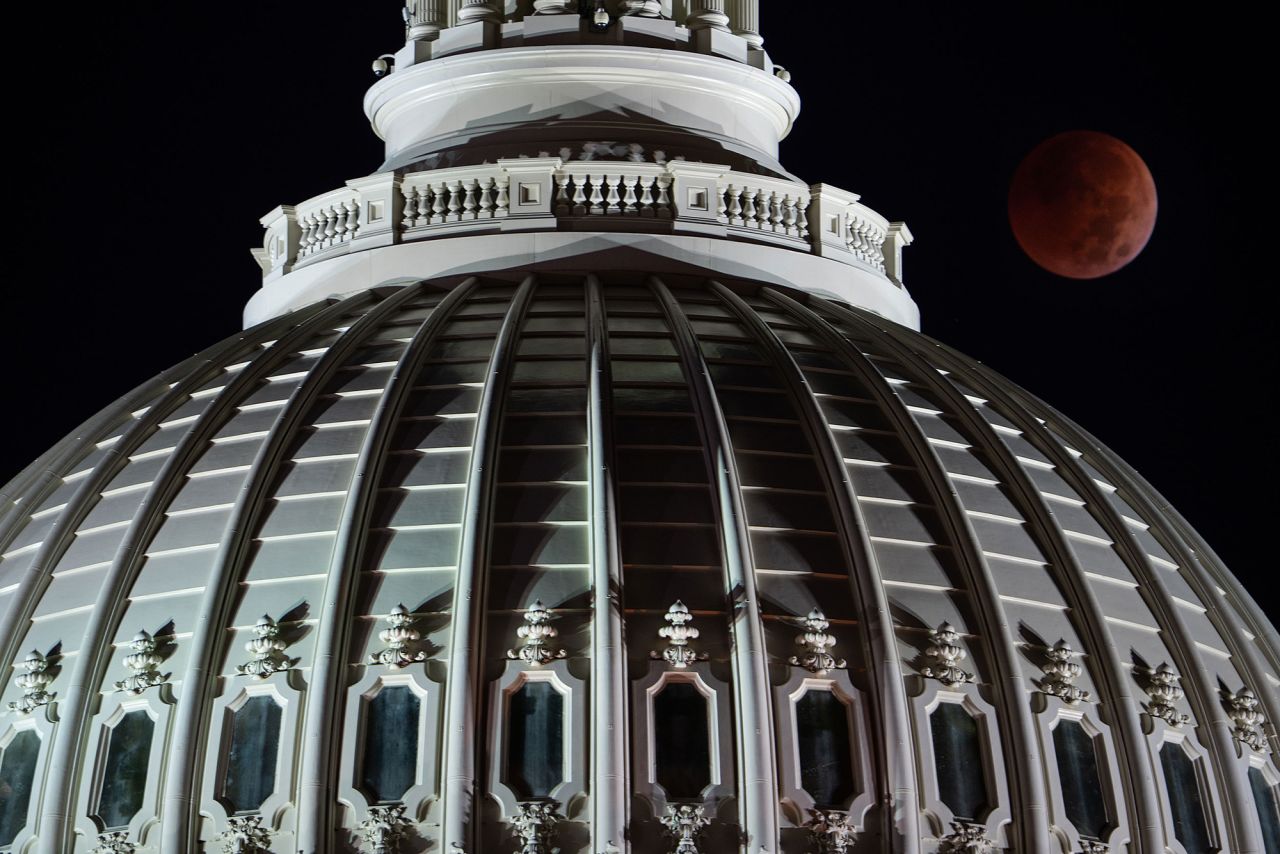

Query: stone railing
<box><xmin>254</xmin><ymin>159</ymin><xmax>909</xmax><ymax>286</ymax></box>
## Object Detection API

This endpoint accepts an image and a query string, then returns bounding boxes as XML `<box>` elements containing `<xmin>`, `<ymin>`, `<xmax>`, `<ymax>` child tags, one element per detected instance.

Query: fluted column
<box><xmin>620</xmin><ymin>0</ymin><xmax>663</xmax><ymax>16</ymax></box>
<box><xmin>533</xmin><ymin>0</ymin><xmax>574</xmax><ymax>12</ymax></box>
<box><xmin>726</xmin><ymin>0</ymin><xmax>761</xmax><ymax>48</ymax></box>
<box><xmin>457</xmin><ymin>0</ymin><xmax>501</xmax><ymax>24</ymax></box>
<box><xmin>407</xmin><ymin>0</ymin><xmax>445</xmax><ymax>39</ymax></box>
<box><xmin>686</xmin><ymin>0</ymin><xmax>729</xmax><ymax>31</ymax></box>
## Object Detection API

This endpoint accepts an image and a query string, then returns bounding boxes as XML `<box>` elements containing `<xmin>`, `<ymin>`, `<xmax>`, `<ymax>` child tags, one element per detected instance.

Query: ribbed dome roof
<box><xmin>0</xmin><ymin>272</ymin><xmax>1274</xmax><ymax>854</ymax></box>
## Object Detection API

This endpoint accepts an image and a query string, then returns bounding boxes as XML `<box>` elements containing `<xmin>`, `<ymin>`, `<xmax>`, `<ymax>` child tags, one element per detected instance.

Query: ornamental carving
<box><xmin>216</xmin><ymin>815</ymin><xmax>273</xmax><ymax>853</ymax></box>
<box><xmin>788</xmin><ymin>609</ymin><xmax>847</xmax><ymax>675</ymax></box>
<box><xmin>1078</xmin><ymin>841</ymin><xmax>1109</xmax><ymax>854</ymax></box>
<box><xmin>650</xmin><ymin>600</ymin><xmax>708</xmax><ymax>669</ymax></box>
<box><xmin>89</xmin><ymin>832</ymin><xmax>137</xmax><ymax>854</ymax></box>
<box><xmin>805</xmin><ymin>808</ymin><xmax>858</xmax><ymax>853</ymax></box>
<box><xmin>1227</xmin><ymin>686</ymin><xmax>1268</xmax><ymax>752</ymax></box>
<box><xmin>507</xmin><ymin>601</ymin><xmax>566</xmax><ymax>667</ymax></box>
<box><xmin>7</xmin><ymin>649</ymin><xmax>54</xmax><ymax>714</ymax></box>
<box><xmin>940</xmin><ymin>821</ymin><xmax>993</xmax><ymax>854</ymax></box>
<box><xmin>659</xmin><ymin>803</ymin><xmax>712</xmax><ymax>854</ymax></box>
<box><xmin>922</xmin><ymin>623</ymin><xmax>972</xmax><ymax>687</ymax></box>
<box><xmin>359</xmin><ymin>804</ymin><xmax>411</xmax><ymax>854</ymax></box>
<box><xmin>369</xmin><ymin>604</ymin><xmax>428</xmax><ymax>669</ymax></box>
<box><xmin>114</xmin><ymin>630</ymin><xmax>167</xmax><ymax>695</ymax></box>
<box><xmin>236</xmin><ymin>615</ymin><xmax>295</xmax><ymax>679</ymax></box>
<box><xmin>1037</xmin><ymin>639</ymin><xmax>1092</xmax><ymax>704</ymax></box>
<box><xmin>1143</xmin><ymin>662</ymin><xmax>1191</xmax><ymax>728</ymax></box>
<box><xmin>511</xmin><ymin>800</ymin><xmax>561</xmax><ymax>854</ymax></box>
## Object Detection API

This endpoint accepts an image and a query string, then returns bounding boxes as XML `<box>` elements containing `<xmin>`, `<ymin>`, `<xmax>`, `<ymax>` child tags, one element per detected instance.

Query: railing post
<box><xmin>665</xmin><ymin>161</ymin><xmax>729</xmax><ymax>235</ymax></box>
<box><xmin>498</xmin><ymin>157</ymin><xmax>561</xmax><ymax>230</ymax></box>
<box><xmin>347</xmin><ymin>172</ymin><xmax>403</xmax><ymax>250</ymax></box>
<box><xmin>884</xmin><ymin>222</ymin><xmax>914</xmax><ymax>287</ymax></box>
<box><xmin>807</xmin><ymin>184</ymin><xmax>858</xmax><ymax>259</ymax></box>
<box><xmin>254</xmin><ymin>205</ymin><xmax>299</xmax><ymax>282</ymax></box>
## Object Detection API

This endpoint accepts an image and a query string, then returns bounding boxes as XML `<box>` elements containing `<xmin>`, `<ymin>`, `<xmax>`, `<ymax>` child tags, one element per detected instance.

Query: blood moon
<box><xmin>1008</xmin><ymin>130</ymin><xmax>1157</xmax><ymax>279</ymax></box>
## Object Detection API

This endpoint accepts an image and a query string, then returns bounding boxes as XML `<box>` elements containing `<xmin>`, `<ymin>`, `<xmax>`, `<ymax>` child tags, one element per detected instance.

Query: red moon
<box><xmin>1008</xmin><ymin>131</ymin><xmax>1157</xmax><ymax>279</ymax></box>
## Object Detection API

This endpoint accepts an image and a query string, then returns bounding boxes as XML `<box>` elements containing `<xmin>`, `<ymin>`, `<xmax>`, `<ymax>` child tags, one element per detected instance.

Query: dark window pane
<box><xmin>930</xmin><ymin>702</ymin><xmax>989</xmax><ymax>821</ymax></box>
<box><xmin>95</xmin><ymin>710</ymin><xmax>155</xmax><ymax>829</ymax></box>
<box><xmin>1051</xmin><ymin>720</ymin><xmax>1109</xmax><ymax>839</ymax></box>
<box><xmin>505</xmin><ymin>681</ymin><xmax>564</xmax><ymax>799</ymax></box>
<box><xmin>0</xmin><ymin>730</ymin><xmax>40</xmax><ymax>846</ymax></box>
<box><xmin>653</xmin><ymin>682</ymin><xmax>712</xmax><ymax>799</ymax></box>
<box><xmin>221</xmin><ymin>696</ymin><xmax>283</xmax><ymax>813</ymax></box>
<box><xmin>1249</xmin><ymin>768</ymin><xmax>1280</xmax><ymax>854</ymax></box>
<box><xmin>796</xmin><ymin>689</ymin><xmax>857</xmax><ymax>808</ymax></box>
<box><xmin>1160</xmin><ymin>742</ymin><xmax>1212</xmax><ymax>854</ymax></box>
<box><xmin>361</xmin><ymin>686</ymin><xmax>421</xmax><ymax>804</ymax></box>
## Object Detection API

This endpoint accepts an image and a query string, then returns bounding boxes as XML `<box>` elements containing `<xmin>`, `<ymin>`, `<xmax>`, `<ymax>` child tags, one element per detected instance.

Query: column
<box><xmin>727</xmin><ymin>0</ymin><xmax>761</xmax><ymax>47</ymax></box>
<box><xmin>686</xmin><ymin>0</ymin><xmax>729</xmax><ymax>31</ymax></box>
<box><xmin>407</xmin><ymin>0</ymin><xmax>445</xmax><ymax>39</ymax></box>
<box><xmin>456</xmin><ymin>0</ymin><xmax>500</xmax><ymax>24</ymax></box>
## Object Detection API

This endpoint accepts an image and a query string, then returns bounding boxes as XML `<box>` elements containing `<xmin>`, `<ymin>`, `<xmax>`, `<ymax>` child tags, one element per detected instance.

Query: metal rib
<box><xmin>0</xmin><ymin>320</ymin><xmax>307</xmax><ymax>679</ymax></box>
<box><xmin>811</xmin><ymin>300</ymin><xmax>1051</xmax><ymax>854</ymax></box>
<box><xmin>440</xmin><ymin>274</ymin><xmax>539</xmax><ymax>853</ymax></box>
<box><xmin>868</xmin><ymin>313</ymin><xmax>1165</xmax><ymax>852</ymax></box>
<box><xmin>756</xmin><ymin>284</ymin><xmax>938</xmax><ymax>851</ymax></box>
<box><xmin>586</xmin><ymin>274</ymin><xmax>629</xmax><ymax>851</ymax></box>
<box><xmin>649</xmin><ymin>275</ymin><xmax>779</xmax><ymax>853</ymax></box>
<box><xmin>294</xmin><ymin>279</ymin><xmax>479</xmax><ymax>850</ymax></box>
<box><xmin>983</xmin><ymin>370</ymin><xmax>1268</xmax><ymax>852</ymax></box>
<box><xmin>157</xmin><ymin>284</ymin><xmax>444</xmax><ymax>851</ymax></box>
<box><xmin>34</xmin><ymin>294</ymin><xmax>372</xmax><ymax>853</ymax></box>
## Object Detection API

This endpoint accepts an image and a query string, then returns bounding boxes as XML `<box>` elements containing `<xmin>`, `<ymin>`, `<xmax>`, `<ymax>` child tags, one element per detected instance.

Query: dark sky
<box><xmin>4</xmin><ymin>6</ymin><xmax>1273</xmax><ymax>615</ymax></box>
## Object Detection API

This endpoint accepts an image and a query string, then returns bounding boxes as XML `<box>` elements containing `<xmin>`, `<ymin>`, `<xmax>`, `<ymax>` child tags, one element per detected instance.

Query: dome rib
<box><xmin>440</xmin><ymin>275</ymin><xmax>536</xmax><ymax>854</ymax></box>
<box><xmin>651</xmin><ymin>275</ymin><xmax>779</xmax><ymax>852</ymax></box>
<box><xmin>585</xmin><ymin>274</ymin><xmax>629</xmax><ymax>849</ymax></box>
<box><xmin>36</xmin><ymin>294</ymin><xmax>366</xmax><ymax>853</ymax></box>
<box><xmin>714</xmin><ymin>280</ymin><xmax>923</xmax><ymax>851</ymax></box>
<box><xmin>158</xmin><ymin>286</ymin><xmax>418</xmax><ymax>851</ymax></box>
<box><xmin>879</xmin><ymin>321</ymin><xmax>1166</xmax><ymax>852</ymax></box>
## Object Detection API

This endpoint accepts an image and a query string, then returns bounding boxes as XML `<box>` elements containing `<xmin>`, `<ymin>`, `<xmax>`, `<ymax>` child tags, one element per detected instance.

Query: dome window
<box><xmin>92</xmin><ymin>709</ymin><xmax>155</xmax><ymax>830</ymax></box>
<box><xmin>504</xmin><ymin>680</ymin><xmax>566</xmax><ymax>800</ymax></box>
<box><xmin>652</xmin><ymin>680</ymin><xmax>713</xmax><ymax>800</ymax></box>
<box><xmin>1159</xmin><ymin>741</ymin><xmax>1213</xmax><ymax>854</ymax></box>
<box><xmin>219</xmin><ymin>694</ymin><xmax>283</xmax><ymax>814</ymax></box>
<box><xmin>360</xmin><ymin>685</ymin><xmax>422</xmax><ymax>804</ymax></box>
<box><xmin>795</xmin><ymin>688</ymin><xmax>857</xmax><ymax>809</ymax></box>
<box><xmin>1248</xmin><ymin>767</ymin><xmax>1280</xmax><ymax>854</ymax></box>
<box><xmin>0</xmin><ymin>729</ymin><xmax>39</xmax><ymax>847</ymax></box>
<box><xmin>1050</xmin><ymin>718</ymin><xmax>1109</xmax><ymax>840</ymax></box>
<box><xmin>929</xmin><ymin>701</ymin><xmax>990</xmax><ymax>822</ymax></box>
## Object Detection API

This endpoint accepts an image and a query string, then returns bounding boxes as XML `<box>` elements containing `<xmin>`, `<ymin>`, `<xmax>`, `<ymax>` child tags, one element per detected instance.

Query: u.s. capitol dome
<box><xmin>0</xmin><ymin>4</ymin><xmax>1275</xmax><ymax>854</ymax></box>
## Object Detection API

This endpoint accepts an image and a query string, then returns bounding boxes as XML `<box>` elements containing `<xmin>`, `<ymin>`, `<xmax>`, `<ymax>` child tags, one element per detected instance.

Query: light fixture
<box><xmin>591</xmin><ymin>0</ymin><xmax>611</xmax><ymax>31</ymax></box>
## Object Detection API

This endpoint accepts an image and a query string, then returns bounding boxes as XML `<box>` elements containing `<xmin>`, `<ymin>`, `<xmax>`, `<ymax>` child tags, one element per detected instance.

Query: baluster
<box><xmin>716</xmin><ymin>183</ymin><xmax>729</xmax><ymax>223</ymax></box>
<box><xmin>298</xmin><ymin>215</ymin><xmax>314</xmax><ymax>257</ymax></box>
<box><xmin>463</xmin><ymin>179</ymin><xmax>479</xmax><ymax>220</ymax></box>
<box><xmin>402</xmin><ymin>186</ymin><xmax>419</xmax><ymax>229</ymax></box>
<box><xmin>446</xmin><ymin>181</ymin><xmax>462</xmax><ymax>221</ymax></box>
<box><xmin>495</xmin><ymin>178</ymin><xmax>510</xmax><ymax>217</ymax></box>
<box><xmin>346</xmin><ymin>199</ymin><xmax>360</xmax><ymax>239</ymax></box>
<box><xmin>622</xmin><ymin>175</ymin><xmax>639</xmax><ymax>214</ymax></box>
<box><xmin>571</xmin><ymin>173</ymin><xmax>588</xmax><ymax>215</ymax></box>
<box><xmin>322</xmin><ymin>206</ymin><xmax>338</xmax><ymax>248</ymax></box>
<box><xmin>333</xmin><ymin>202</ymin><xmax>350</xmax><ymax>242</ymax></box>
<box><xmin>605</xmin><ymin>174</ymin><xmax>622</xmax><ymax>215</ymax></box>
<box><xmin>430</xmin><ymin>182</ymin><xmax>447</xmax><ymax>224</ymax></box>
<box><xmin>767</xmin><ymin>191</ymin><xmax>783</xmax><ymax>232</ymax></box>
<box><xmin>416</xmin><ymin>186</ymin><xmax>432</xmax><ymax>227</ymax></box>
<box><xmin>726</xmin><ymin>185</ymin><xmax>743</xmax><ymax>226</ymax></box>
<box><xmin>638</xmin><ymin>175</ymin><xmax>655</xmax><ymax>217</ymax></box>
<box><xmin>554</xmin><ymin>172</ymin><xmax>571</xmax><ymax>216</ymax></box>
<box><xmin>797</xmin><ymin>198</ymin><xmax>810</xmax><ymax>239</ymax></box>
<box><xmin>588</xmin><ymin>174</ymin><xmax>605</xmax><ymax>214</ymax></box>
<box><xmin>656</xmin><ymin>175</ymin><xmax>673</xmax><ymax>219</ymax></box>
<box><xmin>781</xmin><ymin>194</ymin><xmax>797</xmax><ymax>236</ymax></box>
<box><xmin>740</xmin><ymin>186</ymin><xmax>757</xmax><ymax>227</ymax></box>
<box><xmin>478</xmin><ymin>177</ymin><xmax>495</xmax><ymax>219</ymax></box>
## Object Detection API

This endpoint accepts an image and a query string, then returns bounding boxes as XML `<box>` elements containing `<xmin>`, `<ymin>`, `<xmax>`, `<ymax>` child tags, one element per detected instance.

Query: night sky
<box><xmin>4</xmin><ymin>6</ymin><xmax>1273</xmax><ymax>615</ymax></box>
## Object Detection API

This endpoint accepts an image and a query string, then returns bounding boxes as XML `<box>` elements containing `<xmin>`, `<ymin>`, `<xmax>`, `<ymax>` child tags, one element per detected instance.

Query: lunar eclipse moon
<box><xmin>1008</xmin><ymin>130</ymin><xmax>1158</xmax><ymax>279</ymax></box>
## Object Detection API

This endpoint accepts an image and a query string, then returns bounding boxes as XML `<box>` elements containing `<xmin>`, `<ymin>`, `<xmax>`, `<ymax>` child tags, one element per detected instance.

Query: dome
<box><xmin>1</xmin><ymin>5</ymin><xmax>1277</xmax><ymax>854</ymax></box>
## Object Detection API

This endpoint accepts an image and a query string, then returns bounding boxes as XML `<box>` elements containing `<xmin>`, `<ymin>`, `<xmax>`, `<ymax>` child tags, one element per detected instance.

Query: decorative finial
<box><xmin>359</xmin><ymin>804</ymin><xmax>411</xmax><ymax>854</ymax></box>
<box><xmin>659</xmin><ymin>803</ymin><xmax>712</xmax><ymax>854</ymax></box>
<box><xmin>216</xmin><ymin>815</ymin><xmax>273</xmax><ymax>854</ymax></box>
<box><xmin>89</xmin><ymin>832</ymin><xmax>137</xmax><ymax>854</ymax></box>
<box><xmin>1144</xmin><ymin>663</ymin><xmax>1190</xmax><ymax>728</ymax></box>
<box><xmin>939</xmin><ymin>821</ymin><xmax>993</xmax><ymax>854</ymax></box>
<box><xmin>7</xmin><ymin>649</ymin><xmax>54</xmax><ymax>715</ymax></box>
<box><xmin>236</xmin><ymin>615</ymin><xmax>295</xmax><ymax>680</ymax></box>
<box><xmin>370</xmin><ymin>604</ymin><xmax>428</xmax><ymax>669</ymax></box>
<box><xmin>650</xmin><ymin>601</ymin><xmax>708</xmax><ymax>668</ymax></box>
<box><xmin>507</xmin><ymin>601</ymin><xmax>567</xmax><ymax>666</ymax></box>
<box><xmin>114</xmin><ymin>630</ymin><xmax>167</xmax><ymax>695</ymax></box>
<box><xmin>922</xmin><ymin>623</ymin><xmax>972</xmax><ymax>687</ymax></box>
<box><xmin>1227</xmin><ymin>687</ymin><xmax>1268</xmax><ymax>752</ymax></box>
<box><xmin>512</xmin><ymin>801</ymin><xmax>561</xmax><ymax>854</ymax></box>
<box><xmin>1038</xmin><ymin>639</ymin><xmax>1092</xmax><ymax>704</ymax></box>
<box><xmin>805</xmin><ymin>809</ymin><xmax>858</xmax><ymax>854</ymax></box>
<box><xmin>788</xmin><ymin>609</ymin><xmax>846</xmax><ymax>675</ymax></box>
